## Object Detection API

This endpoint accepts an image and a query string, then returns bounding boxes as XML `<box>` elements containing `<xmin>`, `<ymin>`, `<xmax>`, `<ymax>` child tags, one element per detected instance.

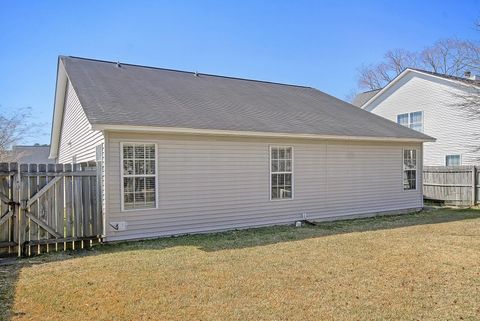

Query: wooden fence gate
<box><xmin>0</xmin><ymin>162</ymin><xmax>103</xmax><ymax>256</ymax></box>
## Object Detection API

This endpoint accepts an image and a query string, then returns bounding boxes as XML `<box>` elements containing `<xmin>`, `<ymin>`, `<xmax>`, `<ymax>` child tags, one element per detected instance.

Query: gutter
<box><xmin>92</xmin><ymin>124</ymin><xmax>436</xmax><ymax>143</ymax></box>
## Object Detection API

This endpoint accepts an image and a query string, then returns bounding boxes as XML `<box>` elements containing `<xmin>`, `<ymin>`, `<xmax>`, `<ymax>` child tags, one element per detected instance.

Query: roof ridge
<box><xmin>61</xmin><ymin>55</ymin><xmax>312</xmax><ymax>89</ymax></box>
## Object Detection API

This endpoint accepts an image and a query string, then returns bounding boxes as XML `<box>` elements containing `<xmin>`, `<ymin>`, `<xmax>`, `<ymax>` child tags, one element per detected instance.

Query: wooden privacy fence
<box><xmin>423</xmin><ymin>166</ymin><xmax>480</xmax><ymax>206</ymax></box>
<box><xmin>0</xmin><ymin>162</ymin><xmax>103</xmax><ymax>256</ymax></box>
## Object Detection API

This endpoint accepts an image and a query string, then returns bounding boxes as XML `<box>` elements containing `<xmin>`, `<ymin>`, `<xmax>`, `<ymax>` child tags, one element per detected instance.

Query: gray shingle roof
<box><xmin>61</xmin><ymin>56</ymin><xmax>433</xmax><ymax>141</ymax></box>
<box><xmin>10</xmin><ymin>146</ymin><xmax>54</xmax><ymax>164</ymax></box>
<box><xmin>352</xmin><ymin>89</ymin><xmax>381</xmax><ymax>107</ymax></box>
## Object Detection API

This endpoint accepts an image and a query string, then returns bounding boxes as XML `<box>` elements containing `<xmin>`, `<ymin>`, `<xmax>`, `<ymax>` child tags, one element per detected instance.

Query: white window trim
<box><xmin>445</xmin><ymin>154</ymin><xmax>462</xmax><ymax>166</ymax></box>
<box><xmin>120</xmin><ymin>142</ymin><xmax>159</xmax><ymax>212</ymax></box>
<box><xmin>397</xmin><ymin>111</ymin><xmax>424</xmax><ymax>132</ymax></box>
<box><xmin>402</xmin><ymin>148</ymin><xmax>418</xmax><ymax>191</ymax></box>
<box><xmin>269</xmin><ymin>145</ymin><xmax>294</xmax><ymax>201</ymax></box>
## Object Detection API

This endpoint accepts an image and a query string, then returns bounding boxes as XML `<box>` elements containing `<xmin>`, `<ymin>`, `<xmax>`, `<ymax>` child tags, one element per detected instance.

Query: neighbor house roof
<box><xmin>360</xmin><ymin>68</ymin><xmax>480</xmax><ymax>109</ymax></box>
<box><xmin>408</xmin><ymin>68</ymin><xmax>480</xmax><ymax>86</ymax></box>
<box><xmin>10</xmin><ymin>145</ymin><xmax>54</xmax><ymax>164</ymax></box>
<box><xmin>50</xmin><ymin>56</ymin><xmax>433</xmax><ymax>155</ymax></box>
<box><xmin>352</xmin><ymin>89</ymin><xmax>381</xmax><ymax>107</ymax></box>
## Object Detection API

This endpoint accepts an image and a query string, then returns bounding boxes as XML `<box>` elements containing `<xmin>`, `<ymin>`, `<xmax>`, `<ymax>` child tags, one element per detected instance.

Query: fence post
<box><xmin>96</xmin><ymin>144</ymin><xmax>104</xmax><ymax>239</ymax></box>
<box><xmin>18</xmin><ymin>164</ymin><xmax>28</xmax><ymax>257</ymax></box>
<box><xmin>473</xmin><ymin>166</ymin><xmax>477</xmax><ymax>207</ymax></box>
<box><xmin>15</xmin><ymin>168</ymin><xmax>22</xmax><ymax>257</ymax></box>
<box><xmin>10</xmin><ymin>163</ymin><xmax>18</xmax><ymax>255</ymax></box>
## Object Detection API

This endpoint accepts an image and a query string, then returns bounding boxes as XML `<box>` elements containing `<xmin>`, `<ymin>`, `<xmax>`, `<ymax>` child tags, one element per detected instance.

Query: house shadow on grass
<box><xmin>98</xmin><ymin>207</ymin><xmax>480</xmax><ymax>253</ymax></box>
<box><xmin>1</xmin><ymin>207</ymin><xmax>479</xmax><ymax>320</ymax></box>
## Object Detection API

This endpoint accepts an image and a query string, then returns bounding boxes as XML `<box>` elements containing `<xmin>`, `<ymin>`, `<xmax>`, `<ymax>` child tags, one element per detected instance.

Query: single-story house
<box><xmin>354</xmin><ymin>68</ymin><xmax>480</xmax><ymax>166</ymax></box>
<box><xmin>49</xmin><ymin>56</ymin><xmax>434</xmax><ymax>241</ymax></box>
<box><xmin>0</xmin><ymin>145</ymin><xmax>54</xmax><ymax>163</ymax></box>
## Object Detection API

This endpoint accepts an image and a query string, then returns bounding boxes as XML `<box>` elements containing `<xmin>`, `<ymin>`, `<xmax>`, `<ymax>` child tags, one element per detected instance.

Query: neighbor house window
<box><xmin>446</xmin><ymin>155</ymin><xmax>461</xmax><ymax>166</ymax></box>
<box><xmin>403</xmin><ymin>149</ymin><xmax>417</xmax><ymax>190</ymax></box>
<box><xmin>122</xmin><ymin>143</ymin><xmax>157</xmax><ymax>210</ymax></box>
<box><xmin>397</xmin><ymin>111</ymin><xmax>423</xmax><ymax>132</ymax></box>
<box><xmin>270</xmin><ymin>146</ymin><xmax>293</xmax><ymax>200</ymax></box>
<box><xmin>397</xmin><ymin>113</ymin><xmax>409</xmax><ymax>127</ymax></box>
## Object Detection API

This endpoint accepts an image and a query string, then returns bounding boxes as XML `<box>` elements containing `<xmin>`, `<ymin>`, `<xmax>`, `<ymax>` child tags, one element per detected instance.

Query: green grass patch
<box><xmin>1</xmin><ymin>208</ymin><xmax>480</xmax><ymax>321</ymax></box>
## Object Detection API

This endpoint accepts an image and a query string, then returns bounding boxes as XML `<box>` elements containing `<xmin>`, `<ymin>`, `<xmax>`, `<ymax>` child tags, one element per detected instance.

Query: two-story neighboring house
<box><xmin>355</xmin><ymin>68</ymin><xmax>480</xmax><ymax>166</ymax></box>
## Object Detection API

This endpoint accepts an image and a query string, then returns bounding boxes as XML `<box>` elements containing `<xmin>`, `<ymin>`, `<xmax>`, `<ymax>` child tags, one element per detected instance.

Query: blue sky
<box><xmin>0</xmin><ymin>0</ymin><xmax>479</xmax><ymax>145</ymax></box>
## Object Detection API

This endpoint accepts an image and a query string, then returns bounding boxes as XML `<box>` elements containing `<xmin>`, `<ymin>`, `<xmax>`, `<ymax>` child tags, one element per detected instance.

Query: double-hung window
<box><xmin>403</xmin><ymin>149</ymin><xmax>417</xmax><ymax>190</ymax></box>
<box><xmin>409</xmin><ymin>112</ymin><xmax>423</xmax><ymax>132</ymax></box>
<box><xmin>122</xmin><ymin>143</ymin><xmax>157</xmax><ymax>210</ymax></box>
<box><xmin>397</xmin><ymin>111</ymin><xmax>423</xmax><ymax>132</ymax></box>
<box><xmin>446</xmin><ymin>155</ymin><xmax>461</xmax><ymax>166</ymax></box>
<box><xmin>270</xmin><ymin>146</ymin><xmax>293</xmax><ymax>200</ymax></box>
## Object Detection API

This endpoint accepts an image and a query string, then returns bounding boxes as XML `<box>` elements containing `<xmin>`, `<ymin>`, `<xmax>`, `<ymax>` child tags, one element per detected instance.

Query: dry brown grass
<box><xmin>1</xmin><ymin>208</ymin><xmax>480</xmax><ymax>321</ymax></box>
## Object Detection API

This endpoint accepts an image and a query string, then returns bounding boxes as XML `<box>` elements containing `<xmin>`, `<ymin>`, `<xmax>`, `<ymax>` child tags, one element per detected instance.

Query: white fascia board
<box><xmin>92</xmin><ymin>124</ymin><xmax>435</xmax><ymax>143</ymax></box>
<box><xmin>48</xmin><ymin>59</ymin><xmax>68</xmax><ymax>159</ymax></box>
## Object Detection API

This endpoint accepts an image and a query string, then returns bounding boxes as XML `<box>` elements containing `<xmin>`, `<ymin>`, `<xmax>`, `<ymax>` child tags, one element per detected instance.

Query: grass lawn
<box><xmin>1</xmin><ymin>208</ymin><xmax>479</xmax><ymax>321</ymax></box>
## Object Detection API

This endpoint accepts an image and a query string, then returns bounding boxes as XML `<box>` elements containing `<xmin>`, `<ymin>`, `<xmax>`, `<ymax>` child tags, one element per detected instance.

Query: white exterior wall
<box><xmin>104</xmin><ymin>132</ymin><xmax>423</xmax><ymax>241</ymax></box>
<box><xmin>57</xmin><ymin>81</ymin><xmax>104</xmax><ymax>164</ymax></box>
<box><xmin>364</xmin><ymin>73</ymin><xmax>480</xmax><ymax>166</ymax></box>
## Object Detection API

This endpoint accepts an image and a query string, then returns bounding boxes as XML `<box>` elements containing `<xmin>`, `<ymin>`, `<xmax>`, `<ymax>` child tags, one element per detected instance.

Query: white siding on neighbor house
<box><xmin>104</xmin><ymin>132</ymin><xmax>423</xmax><ymax>241</ymax></box>
<box><xmin>365</xmin><ymin>72</ymin><xmax>480</xmax><ymax>166</ymax></box>
<box><xmin>57</xmin><ymin>81</ymin><xmax>104</xmax><ymax>164</ymax></box>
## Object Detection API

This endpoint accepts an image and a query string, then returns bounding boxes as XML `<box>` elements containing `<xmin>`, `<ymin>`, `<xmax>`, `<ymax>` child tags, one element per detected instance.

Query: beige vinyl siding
<box><xmin>57</xmin><ymin>80</ymin><xmax>104</xmax><ymax>164</ymax></box>
<box><xmin>365</xmin><ymin>72</ymin><xmax>480</xmax><ymax>165</ymax></box>
<box><xmin>104</xmin><ymin>132</ymin><xmax>422</xmax><ymax>241</ymax></box>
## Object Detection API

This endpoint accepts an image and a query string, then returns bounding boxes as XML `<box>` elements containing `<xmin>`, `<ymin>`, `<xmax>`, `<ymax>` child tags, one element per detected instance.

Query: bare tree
<box><xmin>454</xmin><ymin>23</ymin><xmax>480</xmax><ymax>119</ymax></box>
<box><xmin>457</xmin><ymin>85</ymin><xmax>480</xmax><ymax>116</ymax></box>
<box><xmin>0</xmin><ymin>108</ymin><xmax>31</xmax><ymax>161</ymax></box>
<box><xmin>357</xmin><ymin>38</ymin><xmax>480</xmax><ymax>91</ymax></box>
<box><xmin>421</xmin><ymin>38</ymin><xmax>480</xmax><ymax>76</ymax></box>
<box><xmin>444</xmin><ymin>23</ymin><xmax>480</xmax><ymax>156</ymax></box>
<box><xmin>358</xmin><ymin>64</ymin><xmax>384</xmax><ymax>90</ymax></box>
<box><xmin>462</xmin><ymin>40</ymin><xmax>480</xmax><ymax>73</ymax></box>
<box><xmin>385</xmin><ymin>49</ymin><xmax>419</xmax><ymax>75</ymax></box>
<box><xmin>358</xmin><ymin>49</ymin><xmax>418</xmax><ymax>90</ymax></box>
<box><xmin>455</xmin><ymin>54</ymin><xmax>480</xmax><ymax>122</ymax></box>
